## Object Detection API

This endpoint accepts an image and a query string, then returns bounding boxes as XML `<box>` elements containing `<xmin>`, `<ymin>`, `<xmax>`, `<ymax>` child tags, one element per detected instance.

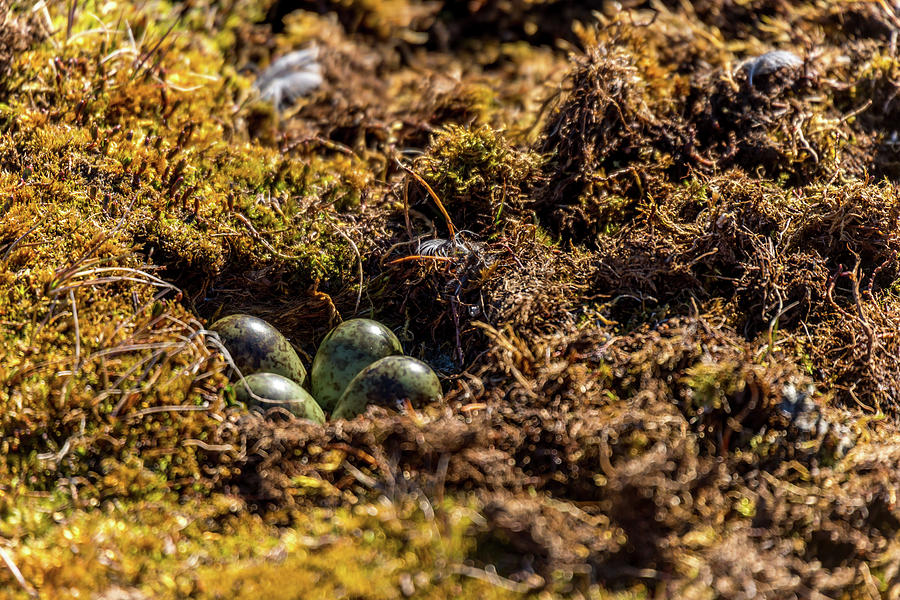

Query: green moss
<box><xmin>0</xmin><ymin>0</ymin><xmax>374</xmax><ymax>499</ymax></box>
<box><xmin>0</xmin><ymin>491</ymin><xmax>529</xmax><ymax>600</ymax></box>
<box><xmin>417</xmin><ymin>124</ymin><xmax>542</xmax><ymax>231</ymax></box>
<box><xmin>683</xmin><ymin>362</ymin><xmax>745</xmax><ymax>411</ymax></box>
<box><xmin>0</xmin><ymin>3</ymin><xmax>365</xmax><ymax>287</ymax></box>
<box><xmin>5</xmin><ymin>1</ymin><xmax>900</xmax><ymax>598</ymax></box>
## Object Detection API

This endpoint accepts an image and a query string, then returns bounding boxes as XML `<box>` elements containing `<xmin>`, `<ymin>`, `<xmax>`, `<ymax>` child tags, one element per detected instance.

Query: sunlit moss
<box><xmin>0</xmin><ymin>0</ymin><xmax>374</xmax><ymax>500</ymax></box>
<box><xmin>5</xmin><ymin>1</ymin><xmax>900</xmax><ymax>598</ymax></box>
<box><xmin>0</xmin><ymin>491</ymin><xmax>530</xmax><ymax>600</ymax></box>
<box><xmin>417</xmin><ymin>123</ymin><xmax>542</xmax><ymax>231</ymax></box>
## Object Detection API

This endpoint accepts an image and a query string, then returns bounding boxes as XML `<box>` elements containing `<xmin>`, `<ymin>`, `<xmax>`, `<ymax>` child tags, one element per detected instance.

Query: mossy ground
<box><xmin>4</xmin><ymin>0</ymin><xmax>900</xmax><ymax>598</ymax></box>
<box><xmin>1</xmin><ymin>489</ymin><xmax>543</xmax><ymax>600</ymax></box>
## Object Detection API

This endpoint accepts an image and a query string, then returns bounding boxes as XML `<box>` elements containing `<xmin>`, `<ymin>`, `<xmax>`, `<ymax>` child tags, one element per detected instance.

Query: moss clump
<box><xmin>534</xmin><ymin>36</ymin><xmax>674</xmax><ymax>242</ymax></box>
<box><xmin>416</xmin><ymin>124</ymin><xmax>542</xmax><ymax>232</ymax></box>
<box><xmin>0</xmin><ymin>0</ymin><xmax>43</xmax><ymax>96</ymax></box>
<box><xmin>0</xmin><ymin>490</ymin><xmax>530</xmax><ymax>600</ymax></box>
<box><xmin>0</xmin><ymin>197</ymin><xmax>234</xmax><ymax>494</ymax></box>
<box><xmin>9</xmin><ymin>0</ymin><xmax>900</xmax><ymax>598</ymax></box>
<box><xmin>0</xmin><ymin>8</ymin><xmax>365</xmax><ymax>290</ymax></box>
<box><xmin>589</xmin><ymin>174</ymin><xmax>900</xmax><ymax>339</ymax></box>
<box><xmin>0</xmin><ymin>0</ymin><xmax>374</xmax><ymax>500</ymax></box>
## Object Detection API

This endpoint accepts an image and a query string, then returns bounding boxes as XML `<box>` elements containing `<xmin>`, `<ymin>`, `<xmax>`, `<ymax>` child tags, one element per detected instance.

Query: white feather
<box><xmin>254</xmin><ymin>46</ymin><xmax>323</xmax><ymax>110</ymax></box>
<box><xmin>743</xmin><ymin>50</ymin><xmax>802</xmax><ymax>87</ymax></box>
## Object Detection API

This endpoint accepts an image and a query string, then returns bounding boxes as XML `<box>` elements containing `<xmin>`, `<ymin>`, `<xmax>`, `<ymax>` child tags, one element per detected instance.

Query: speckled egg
<box><xmin>311</xmin><ymin>319</ymin><xmax>403</xmax><ymax>412</ymax></box>
<box><xmin>210</xmin><ymin>314</ymin><xmax>306</xmax><ymax>385</ymax></box>
<box><xmin>235</xmin><ymin>372</ymin><xmax>325</xmax><ymax>423</ymax></box>
<box><xmin>332</xmin><ymin>356</ymin><xmax>442</xmax><ymax>420</ymax></box>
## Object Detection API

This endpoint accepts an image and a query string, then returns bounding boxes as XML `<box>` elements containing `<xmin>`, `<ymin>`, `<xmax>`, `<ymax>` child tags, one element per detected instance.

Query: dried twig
<box><xmin>387</xmin><ymin>255</ymin><xmax>454</xmax><ymax>266</ymax></box>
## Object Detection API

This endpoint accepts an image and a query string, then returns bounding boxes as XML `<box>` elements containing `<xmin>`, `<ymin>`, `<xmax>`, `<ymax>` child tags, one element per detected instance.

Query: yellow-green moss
<box><xmin>0</xmin><ymin>491</ymin><xmax>534</xmax><ymax>600</ymax></box>
<box><xmin>417</xmin><ymin>123</ymin><xmax>542</xmax><ymax>230</ymax></box>
<box><xmin>0</xmin><ymin>0</ymin><xmax>380</xmax><ymax>499</ymax></box>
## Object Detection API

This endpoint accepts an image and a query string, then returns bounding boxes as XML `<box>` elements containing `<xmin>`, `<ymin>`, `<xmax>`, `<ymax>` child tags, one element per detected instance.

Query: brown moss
<box><xmin>535</xmin><ymin>37</ymin><xmax>674</xmax><ymax>241</ymax></box>
<box><xmin>587</xmin><ymin>174</ymin><xmax>900</xmax><ymax>337</ymax></box>
<box><xmin>9</xmin><ymin>1</ymin><xmax>900</xmax><ymax>598</ymax></box>
<box><xmin>0</xmin><ymin>1</ymin><xmax>45</xmax><ymax>97</ymax></box>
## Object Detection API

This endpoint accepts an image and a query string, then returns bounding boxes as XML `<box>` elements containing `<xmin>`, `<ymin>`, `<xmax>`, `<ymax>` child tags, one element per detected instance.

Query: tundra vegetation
<box><xmin>3</xmin><ymin>0</ymin><xmax>900</xmax><ymax>598</ymax></box>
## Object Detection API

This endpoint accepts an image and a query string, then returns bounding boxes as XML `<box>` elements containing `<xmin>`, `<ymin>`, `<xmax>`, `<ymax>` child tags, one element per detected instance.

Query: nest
<box><xmin>10</xmin><ymin>0</ymin><xmax>900</xmax><ymax>597</ymax></box>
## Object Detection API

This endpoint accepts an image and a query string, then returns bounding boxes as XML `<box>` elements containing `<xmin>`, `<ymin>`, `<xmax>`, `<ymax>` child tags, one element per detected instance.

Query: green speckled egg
<box><xmin>332</xmin><ymin>356</ymin><xmax>442</xmax><ymax>420</ymax></box>
<box><xmin>311</xmin><ymin>319</ymin><xmax>403</xmax><ymax>412</ymax></box>
<box><xmin>235</xmin><ymin>372</ymin><xmax>324</xmax><ymax>423</ymax></box>
<box><xmin>210</xmin><ymin>314</ymin><xmax>306</xmax><ymax>385</ymax></box>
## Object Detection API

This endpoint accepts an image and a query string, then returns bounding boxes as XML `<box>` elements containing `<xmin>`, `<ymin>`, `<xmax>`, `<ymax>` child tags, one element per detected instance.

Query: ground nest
<box><xmin>6</xmin><ymin>0</ymin><xmax>900</xmax><ymax>598</ymax></box>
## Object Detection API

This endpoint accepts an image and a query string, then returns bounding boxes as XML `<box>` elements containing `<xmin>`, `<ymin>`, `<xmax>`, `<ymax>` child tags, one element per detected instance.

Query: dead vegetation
<box><xmin>0</xmin><ymin>1</ymin><xmax>44</xmax><ymax>95</ymax></box>
<box><xmin>8</xmin><ymin>0</ymin><xmax>900</xmax><ymax>598</ymax></box>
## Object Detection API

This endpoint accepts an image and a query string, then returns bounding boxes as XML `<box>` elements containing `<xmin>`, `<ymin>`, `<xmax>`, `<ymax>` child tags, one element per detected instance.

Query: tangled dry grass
<box><xmin>8</xmin><ymin>0</ymin><xmax>900</xmax><ymax>598</ymax></box>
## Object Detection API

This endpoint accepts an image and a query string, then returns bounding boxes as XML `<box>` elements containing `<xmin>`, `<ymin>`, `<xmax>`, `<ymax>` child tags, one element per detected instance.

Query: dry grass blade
<box><xmin>130</xmin><ymin>15</ymin><xmax>179</xmax><ymax>80</ymax></box>
<box><xmin>0</xmin><ymin>544</ymin><xmax>37</xmax><ymax>598</ymax></box>
<box><xmin>396</xmin><ymin>159</ymin><xmax>457</xmax><ymax>238</ymax></box>
<box><xmin>69</xmin><ymin>288</ymin><xmax>81</xmax><ymax>372</ymax></box>
<box><xmin>0</xmin><ymin>221</ymin><xmax>41</xmax><ymax>262</ymax></box>
<box><xmin>331</xmin><ymin>224</ymin><xmax>364</xmax><ymax>315</ymax></box>
<box><xmin>65</xmin><ymin>0</ymin><xmax>78</xmax><ymax>41</ymax></box>
<box><xmin>449</xmin><ymin>564</ymin><xmax>539</xmax><ymax>593</ymax></box>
